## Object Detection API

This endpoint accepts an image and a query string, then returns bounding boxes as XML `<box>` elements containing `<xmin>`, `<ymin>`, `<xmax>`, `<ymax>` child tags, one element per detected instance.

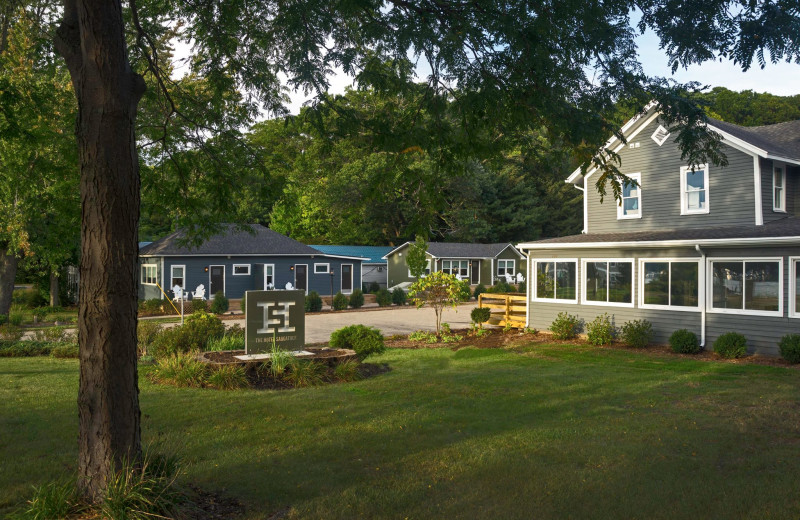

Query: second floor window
<box><xmin>774</xmin><ymin>164</ymin><xmax>786</xmax><ymax>212</ymax></box>
<box><xmin>680</xmin><ymin>164</ymin><xmax>709</xmax><ymax>215</ymax></box>
<box><xmin>617</xmin><ymin>173</ymin><xmax>641</xmax><ymax>219</ymax></box>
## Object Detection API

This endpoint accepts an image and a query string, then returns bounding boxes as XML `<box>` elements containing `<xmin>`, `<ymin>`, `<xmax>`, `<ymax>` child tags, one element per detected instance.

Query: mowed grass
<box><xmin>2</xmin><ymin>345</ymin><xmax>800</xmax><ymax>519</ymax></box>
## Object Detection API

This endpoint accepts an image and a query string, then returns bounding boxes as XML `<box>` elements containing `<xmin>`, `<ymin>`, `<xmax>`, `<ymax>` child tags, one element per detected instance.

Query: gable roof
<box><xmin>565</xmin><ymin>108</ymin><xmax>800</xmax><ymax>184</ymax></box>
<box><xmin>517</xmin><ymin>217</ymin><xmax>800</xmax><ymax>250</ymax></box>
<box><xmin>140</xmin><ymin>224</ymin><xmax>357</xmax><ymax>258</ymax></box>
<box><xmin>310</xmin><ymin>245</ymin><xmax>392</xmax><ymax>264</ymax></box>
<box><xmin>384</xmin><ymin>241</ymin><xmax>524</xmax><ymax>259</ymax></box>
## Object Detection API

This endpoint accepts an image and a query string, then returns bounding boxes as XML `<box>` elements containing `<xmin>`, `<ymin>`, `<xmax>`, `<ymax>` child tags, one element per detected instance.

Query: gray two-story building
<box><xmin>518</xmin><ymin>109</ymin><xmax>800</xmax><ymax>356</ymax></box>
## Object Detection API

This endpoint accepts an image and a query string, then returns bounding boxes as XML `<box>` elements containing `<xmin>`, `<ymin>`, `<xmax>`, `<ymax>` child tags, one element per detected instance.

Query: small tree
<box><xmin>409</xmin><ymin>271</ymin><xmax>464</xmax><ymax>334</ymax></box>
<box><xmin>406</xmin><ymin>235</ymin><xmax>429</xmax><ymax>279</ymax></box>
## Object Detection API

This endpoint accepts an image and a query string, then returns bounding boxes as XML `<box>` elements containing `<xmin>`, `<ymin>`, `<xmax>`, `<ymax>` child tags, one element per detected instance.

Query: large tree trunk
<box><xmin>49</xmin><ymin>271</ymin><xmax>60</xmax><ymax>307</ymax></box>
<box><xmin>0</xmin><ymin>245</ymin><xmax>18</xmax><ymax>316</ymax></box>
<box><xmin>55</xmin><ymin>0</ymin><xmax>146</xmax><ymax>501</ymax></box>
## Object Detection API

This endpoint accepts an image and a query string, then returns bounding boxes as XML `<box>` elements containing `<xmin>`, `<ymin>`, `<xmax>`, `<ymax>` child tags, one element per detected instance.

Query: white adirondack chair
<box><xmin>172</xmin><ymin>285</ymin><xmax>185</xmax><ymax>301</ymax></box>
<box><xmin>516</xmin><ymin>272</ymin><xmax>525</xmax><ymax>283</ymax></box>
<box><xmin>285</xmin><ymin>282</ymin><xmax>294</xmax><ymax>290</ymax></box>
<box><xmin>192</xmin><ymin>284</ymin><xmax>206</xmax><ymax>300</ymax></box>
<box><xmin>504</xmin><ymin>273</ymin><xmax>514</xmax><ymax>284</ymax></box>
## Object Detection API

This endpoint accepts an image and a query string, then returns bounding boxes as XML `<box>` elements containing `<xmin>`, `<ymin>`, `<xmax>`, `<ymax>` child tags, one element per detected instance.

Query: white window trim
<box><xmin>773</xmin><ymin>162</ymin><xmax>787</xmax><ymax>213</ymax></box>
<box><xmin>263</xmin><ymin>263</ymin><xmax>275</xmax><ymax>289</ymax></box>
<box><xmin>497</xmin><ymin>259</ymin><xmax>516</xmax><ymax>276</ymax></box>
<box><xmin>706</xmin><ymin>257</ymin><xmax>783</xmax><ymax>317</ymax></box>
<box><xmin>232</xmin><ymin>263</ymin><xmax>251</xmax><ymax>276</ymax></box>
<box><xmin>789</xmin><ymin>257</ymin><xmax>800</xmax><ymax>318</ymax></box>
<box><xmin>141</xmin><ymin>264</ymin><xmax>158</xmax><ymax>286</ymax></box>
<box><xmin>617</xmin><ymin>172</ymin><xmax>642</xmax><ymax>220</ymax></box>
<box><xmin>341</xmin><ymin>264</ymin><xmax>353</xmax><ymax>294</ymax></box>
<box><xmin>314</xmin><ymin>263</ymin><xmax>330</xmax><ymax>274</ymax></box>
<box><xmin>441</xmin><ymin>259</ymin><xmax>469</xmax><ymax>278</ymax></box>
<box><xmin>680</xmin><ymin>164</ymin><xmax>710</xmax><ymax>215</ymax></box>
<box><xmin>581</xmin><ymin>258</ymin><xmax>636</xmax><ymax>308</ymax></box>
<box><xmin>531</xmin><ymin>258</ymin><xmax>578</xmax><ymax>304</ymax></box>
<box><xmin>651</xmin><ymin>124</ymin><xmax>670</xmax><ymax>146</ymax></box>
<box><xmin>638</xmin><ymin>258</ymin><xmax>701</xmax><ymax>312</ymax></box>
<box><xmin>170</xmin><ymin>264</ymin><xmax>186</xmax><ymax>288</ymax></box>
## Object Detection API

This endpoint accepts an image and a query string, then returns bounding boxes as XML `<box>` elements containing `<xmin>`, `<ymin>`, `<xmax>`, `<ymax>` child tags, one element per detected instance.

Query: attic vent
<box><xmin>651</xmin><ymin>125</ymin><xmax>670</xmax><ymax>146</ymax></box>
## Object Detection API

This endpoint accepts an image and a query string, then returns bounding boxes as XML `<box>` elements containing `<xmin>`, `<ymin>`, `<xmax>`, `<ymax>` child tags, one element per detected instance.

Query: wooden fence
<box><xmin>477</xmin><ymin>293</ymin><xmax>527</xmax><ymax>329</ymax></box>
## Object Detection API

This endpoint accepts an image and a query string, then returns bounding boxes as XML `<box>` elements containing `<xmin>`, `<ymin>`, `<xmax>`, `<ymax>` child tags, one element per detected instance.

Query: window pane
<box><xmin>585</xmin><ymin>262</ymin><xmax>607</xmax><ymax>302</ymax></box>
<box><xmin>643</xmin><ymin>262</ymin><xmax>669</xmax><ymax>305</ymax></box>
<box><xmin>712</xmin><ymin>262</ymin><xmax>743</xmax><ymax>309</ymax></box>
<box><xmin>608</xmin><ymin>262</ymin><xmax>632</xmax><ymax>303</ymax></box>
<box><xmin>622</xmin><ymin>181</ymin><xmax>638</xmax><ymax>198</ymax></box>
<box><xmin>556</xmin><ymin>262</ymin><xmax>576</xmax><ymax>300</ymax></box>
<box><xmin>686</xmin><ymin>170</ymin><xmax>705</xmax><ymax>190</ymax></box>
<box><xmin>670</xmin><ymin>262</ymin><xmax>699</xmax><ymax>307</ymax></box>
<box><xmin>745</xmin><ymin>261</ymin><xmax>780</xmax><ymax>311</ymax></box>
<box><xmin>537</xmin><ymin>262</ymin><xmax>555</xmax><ymax>299</ymax></box>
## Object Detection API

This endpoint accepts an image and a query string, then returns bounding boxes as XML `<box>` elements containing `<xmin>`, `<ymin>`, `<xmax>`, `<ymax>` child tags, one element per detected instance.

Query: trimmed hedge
<box><xmin>375</xmin><ymin>289</ymin><xmax>392</xmax><ymax>307</ymax></box>
<box><xmin>391</xmin><ymin>288</ymin><xmax>407</xmax><ymax>306</ymax></box>
<box><xmin>713</xmin><ymin>332</ymin><xmax>747</xmax><ymax>359</ymax></box>
<box><xmin>779</xmin><ymin>334</ymin><xmax>800</xmax><ymax>363</ymax></box>
<box><xmin>329</xmin><ymin>325</ymin><xmax>385</xmax><ymax>360</ymax></box>
<box><xmin>305</xmin><ymin>291</ymin><xmax>323</xmax><ymax>312</ymax></box>
<box><xmin>670</xmin><ymin>329</ymin><xmax>700</xmax><ymax>354</ymax></box>
<box><xmin>348</xmin><ymin>289</ymin><xmax>365</xmax><ymax>309</ymax></box>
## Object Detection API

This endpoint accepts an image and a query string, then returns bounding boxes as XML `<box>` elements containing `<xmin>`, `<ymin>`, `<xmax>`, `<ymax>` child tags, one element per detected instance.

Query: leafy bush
<box><xmin>240</xmin><ymin>292</ymin><xmax>247</xmax><ymax>313</ymax></box>
<box><xmin>284</xmin><ymin>359</ymin><xmax>326</xmax><ymax>387</ymax></box>
<box><xmin>150</xmin><ymin>312</ymin><xmax>225</xmax><ymax>358</ymax></box>
<box><xmin>329</xmin><ymin>324</ymin><xmax>386</xmax><ymax>359</ymax></box>
<box><xmin>0</xmin><ymin>324</ymin><xmax>24</xmax><ymax>341</ymax></box>
<box><xmin>206</xmin><ymin>365</ymin><xmax>248</xmax><ymax>390</ymax></box>
<box><xmin>305</xmin><ymin>291</ymin><xmax>323</xmax><ymax>312</ymax></box>
<box><xmin>32</xmin><ymin>326</ymin><xmax>73</xmax><ymax>343</ymax></box>
<box><xmin>0</xmin><ymin>340</ymin><xmax>54</xmax><ymax>357</ymax></box>
<box><xmin>620</xmin><ymin>319</ymin><xmax>653</xmax><ymax>348</ymax></box>
<box><xmin>14</xmin><ymin>287</ymin><xmax>47</xmax><ymax>308</ymax></box>
<box><xmin>517</xmin><ymin>282</ymin><xmax>526</xmax><ymax>294</ymax></box>
<box><xmin>473</xmin><ymin>284</ymin><xmax>487</xmax><ymax>299</ymax></box>
<box><xmin>190</xmin><ymin>298</ymin><xmax>208</xmax><ymax>313</ymax></box>
<box><xmin>51</xmin><ymin>344</ymin><xmax>80</xmax><ymax>358</ymax></box>
<box><xmin>139</xmin><ymin>298</ymin><xmax>167</xmax><ymax>316</ymax></box>
<box><xmin>332</xmin><ymin>292</ymin><xmax>348</xmax><ymax>310</ymax></box>
<box><xmin>470</xmin><ymin>307</ymin><xmax>491</xmax><ymax>328</ymax></box>
<box><xmin>669</xmin><ymin>329</ymin><xmax>700</xmax><ymax>354</ymax></box>
<box><xmin>375</xmin><ymin>288</ymin><xmax>392</xmax><ymax>307</ymax></box>
<box><xmin>409</xmin><ymin>330</ymin><xmax>438</xmax><ymax>343</ymax></box>
<box><xmin>210</xmin><ymin>291</ymin><xmax>229</xmax><ymax>314</ymax></box>
<box><xmin>0</xmin><ymin>315</ymin><xmax>6</xmax><ymax>326</ymax></box>
<box><xmin>367</xmin><ymin>282</ymin><xmax>380</xmax><ymax>293</ymax></box>
<box><xmin>8</xmin><ymin>311</ymin><xmax>24</xmax><ymax>326</ymax></box>
<box><xmin>333</xmin><ymin>359</ymin><xmax>363</xmax><ymax>382</ymax></box>
<box><xmin>586</xmin><ymin>314</ymin><xmax>615</xmax><ymax>345</ymax></box>
<box><xmin>779</xmin><ymin>334</ymin><xmax>800</xmax><ymax>363</ymax></box>
<box><xmin>491</xmin><ymin>280</ymin><xmax>513</xmax><ymax>294</ymax></box>
<box><xmin>137</xmin><ymin>320</ymin><xmax>162</xmax><ymax>357</ymax></box>
<box><xmin>713</xmin><ymin>332</ymin><xmax>748</xmax><ymax>359</ymax></box>
<box><xmin>206</xmin><ymin>334</ymin><xmax>244</xmax><ymax>352</ymax></box>
<box><xmin>457</xmin><ymin>280</ymin><xmax>472</xmax><ymax>302</ymax></box>
<box><xmin>32</xmin><ymin>307</ymin><xmax>49</xmax><ymax>323</ymax></box>
<box><xmin>550</xmin><ymin>312</ymin><xmax>581</xmax><ymax>340</ymax></box>
<box><xmin>348</xmin><ymin>289</ymin><xmax>365</xmax><ymax>309</ymax></box>
<box><xmin>391</xmin><ymin>287</ymin><xmax>407</xmax><ymax>306</ymax></box>
<box><xmin>439</xmin><ymin>322</ymin><xmax>463</xmax><ymax>343</ymax></box>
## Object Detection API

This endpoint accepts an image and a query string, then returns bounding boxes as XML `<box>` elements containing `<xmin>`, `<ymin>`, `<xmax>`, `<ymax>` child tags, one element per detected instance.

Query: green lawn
<box><xmin>2</xmin><ymin>345</ymin><xmax>800</xmax><ymax>519</ymax></box>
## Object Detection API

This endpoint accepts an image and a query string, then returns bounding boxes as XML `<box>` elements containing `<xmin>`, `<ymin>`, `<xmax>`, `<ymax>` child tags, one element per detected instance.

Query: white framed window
<box><xmin>639</xmin><ymin>259</ymin><xmax>700</xmax><ymax>311</ymax></box>
<box><xmin>532</xmin><ymin>259</ymin><xmax>578</xmax><ymax>303</ymax></box>
<box><xmin>790</xmin><ymin>257</ymin><xmax>800</xmax><ymax>318</ymax></box>
<box><xmin>232</xmin><ymin>264</ymin><xmax>251</xmax><ymax>276</ymax></box>
<box><xmin>141</xmin><ymin>264</ymin><xmax>158</xmax><ymax>285</ymax></box>
<box><xmin>617</xmin><ymin>173</ymin><xmax>641</xmax><ymax>219</ymax></box>
<box><xmin>264</xmin><ymin>263</ymin><xmax>275</xmax><ymax>289</ymax></box>
<box><xmin>709</xmin><ymin>258</ymin><xmax>782</xmax><ymax>317</ymax></box>
<box><xmin>170</xmin><ymin>265</ymin><xmax>185</xmax><ymax>288</ymax></box>
<box><xmin>441</xmin><ymin>259</ymin><xmax>469</xmax><ymax>277</ymax></box>
<box><xmin>408</xmin><ymin>259</ymin><xmax>432</xmax><ymax>277</ymax></box>
<box><xmin>497</xmin><ymin>259</ymin><xmax>515</xmax><ymax>276</ymax></box>
<box><xmin>773</xmin><ymin>163</ymin><xmax>786</xmax><ymax>212</ymax></box>
<box><xmin>582</xmin><ymin>258</ymin><xmax>634</xmax><ymax>307</ymax></box>
<box><xmin>651</xmin><ymin>125</ymin><xmax>670</xmax><ymax>146</ymax></box>
<box><xmin>314</xmin><ymin>263</ymin><xmax>330</xmax><ymax>274</ymax></box>
<box><xmin>680</xmin><ymin>164</ymin><xmax>709</xmax><ymax>215</ymax></box>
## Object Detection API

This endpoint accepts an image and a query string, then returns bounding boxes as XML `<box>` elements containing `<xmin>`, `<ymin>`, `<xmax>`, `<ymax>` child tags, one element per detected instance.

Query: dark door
<box><xmin>342</xmin><ymin>264</ymin><xmax>353</xmax><ymax>293</ymax></box>
<box><xmin>295</xmin><ymin>264</ymin><xmax>307</xmax><ymax>292</ymax></box>
<box><xmin>209</xmin><ymin>265</ymin><xmax>224</xmax><ymax>297</ymax></box>
<box><xmin>470</xmin><ymin>260</ymin><xmax>481</xmax><ymax>284</ymax></box>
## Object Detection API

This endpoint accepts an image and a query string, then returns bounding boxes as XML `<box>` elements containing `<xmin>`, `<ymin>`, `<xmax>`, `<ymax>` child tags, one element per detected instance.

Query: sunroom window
<box><xmin>534</xmin><ymin>261</ymin><xmax>577</xmax><ymax>302</ymax></box>
<box><xmin>641</xmin><ymin>261</ymin><xmax>699</xmax><ymax>308</ymax></box>
<box><xmin>584</xmin><ymin>260</ymin><xmax>633</xmax><ymax>305</ymax></box>
<box><xmin>711</xmin><ymin>260</ymin><xmax>781</xmax><ymax>314</ymax></box>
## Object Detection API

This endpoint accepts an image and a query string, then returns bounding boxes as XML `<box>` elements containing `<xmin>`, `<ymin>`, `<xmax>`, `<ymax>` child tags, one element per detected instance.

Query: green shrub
<box><xmin>8</xmin><ymin>311</ymin><xmax>24</xmax><ymax>326</ymax></box>
<box><xmin>51</xmin><ymin>343</ymin><xmax>80</xmax><ymax>358</ymax></box>
<box><xmin>305</xmin><ymin>291</ymin><xmax>323</xmax><ymax>312</ymax></box>
<box><xmin>0</xmin><ymin>324</ymin><xmax>24</xmax><ymax>341</ymax></box>
<box><xmin>669</xmin><ymin>329</ymin><xmax>700</xmax><ymax>354</ymax></box>
<box><xmin>620</xmin><ymin>319</ymin><xmax>653</xmax><ymax>348</ymax></box>
<box><xmin>391</xmin><ymin>287</ymin><xmax>407</xmax><ymax>306</ymax></box>
<box><xmin>329</xmin><ymin>324</ymin><xmax>386</xmax><ymax>359</ymax></box>
<box><xmin>586</xmin><ymin>313</ymin><xmax>615</xmax><ymax>345</ymax></box>
<box><xmin>470</xmin><ymin>307</ymin><xmax>491</xmax><ymax>328</ymax></box>
<box><xmin>375</xmin><ymin>288</ymin><xmax>392</xmax><ymax>307</ymax></box>
<box><xmin>265</xmin><ymin>340</ymin><xmax>292</xmax><ymax>379</ymax></box>
<box><xmin>457</xmin><ymin>280</ymin><xmax>472</xmax><ymax>302</ymax></box>
<box><xmin>550</xmin><ymin>312</ymin><xmax>582</xmax><ymax>340</ymax></box>
<box><xmin>517</xmin><ymin>282</ymin><xmax>526</xmax><ymax>294</ymax></box>
<box><xmin>713</xmin><ymin>332</ymin><xmax>748</xmax><ymax>359</ymax></box>
<box><xmin>333</xmin><ymin>359</ymin><xmax>363</xmax><ymax>382</ymax></box>
<box><xmin>779</xmin><ymin>334</ymin><xmax>800</xmax><ymax>363</ymax></box>
<box><xmin>284</xmin><ymin>359</ymin><xmax>326</xmax><ymax>387</ymax></box>
<box><xmin>210</xmin><ymin>291</ymin><xmax>229</xmax><ymax>314</ymax></box>
<box><xmin>473</xmin><ymin>284</ymin><xmax>487</xmax><ymax>299</ymax></box>
<box><xmin>139</xmin><ymin>298</ymin><xmax>167</xmax><ymax>316</ymax></box>
<box><xmin>348</xmin><ymin>289</ymin><xmax>365</xmax><ymax>309</ymax></box>
<box><xmin>367</xmin><ymin>282</ymin><xmax>380</xmax><ymax>294</ymax></box>
<box><xmin>409</xmin><ymin>330</ymin><xmax>438</xmax><ymax>343</ymax></box>
<box><xmin>137</xmin><ymin>320</ymin><xmax>162</xmax><ymax>357</ymax></box>
<box><xmin>206</xmin><ymin>334</ymin><xmax>244</xmax><ymax>352</ymax></box>
<box><xmin>190</xmin><ymin>298</ymin><xmax>208</xmax><ymax>313</ymax></box>
<box><xmin>492</xmin><ymin>280</ymin><xmax>513</xmax><ymax>294</ymax></box>
<box><xmin>32</xmin><ymin>326</ymin><xmax>73</xmax><ymax>343</ymax></box>
<box><xmin>332</xmin><ymin>292</ymin><xmax>348</xmax><ymax>310</ymax></box>
<box><xmin>32</xmin><ymin>307</ymin><xmax>49</xmax><ymax>323</ymax></box>
<box><xmin>0</xmin><ymin>315</ymin><xmax>6</xmax><ymax>325</ymax></box>
<box><xmin>14</xmin><ymin>287</ymin><xmax>47</xmax><ymax>308</ymax></box>
<box><xmin>206</xmin><ymin>364</ymin><xmax>249</xmax><ymax>389</ymax></box>
<box><xmin>240</xmin><ymin>292</ymin><xmax>247</xmax><ymax>313</ymax></box>
<box><xmin>152</xmin><ymin>352</ymin><xmax>207</xmax><ymax>387</ymax></box>
<box><xmin>150</xmin><ymin>312</ymin><xmax>225</xmax><ymax>357</ymax></box>
<box><xmin>0</xmin><ymin>340</ymin><xmax>54</xmax><ymax>357</ymax></box>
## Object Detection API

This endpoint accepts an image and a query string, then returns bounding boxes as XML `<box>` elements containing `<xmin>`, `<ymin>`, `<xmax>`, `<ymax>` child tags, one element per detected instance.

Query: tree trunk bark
<box><xmin>55</xmin><ymin>0</ymin><xmax>146</xmax><ymax>502</ymax></box>
<box><xmin>50</xmin><ymin>271</ymin><xmax>60</xmax><ymax>307</ymax></box>
<box><xmin>0</xmin><ymin>245</ymin><xmax>18</xmax><ymax>317</ymax></box>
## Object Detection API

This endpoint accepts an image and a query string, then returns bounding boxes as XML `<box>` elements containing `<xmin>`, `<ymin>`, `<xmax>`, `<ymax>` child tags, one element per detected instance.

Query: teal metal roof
<box><xmin>310</xmin><ymin>245</ymin><xmax>392</xmax><ymax>264</ymax></box>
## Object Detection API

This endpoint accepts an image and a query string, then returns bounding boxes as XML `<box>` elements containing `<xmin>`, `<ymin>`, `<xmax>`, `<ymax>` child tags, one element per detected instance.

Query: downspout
<box><xmin>695</xmin><ymin>244</ymin><xmax>706</xmax><ymax>348</ymax></box>
<box><xmin>491</xmin><ymin>258</ymin><xmax>494</xmax><ymax>285</ymax></box>
<box><xmin>525</xmin><ymin>250</ymin><xmax>531</xmax><ymax>328</ymax></box>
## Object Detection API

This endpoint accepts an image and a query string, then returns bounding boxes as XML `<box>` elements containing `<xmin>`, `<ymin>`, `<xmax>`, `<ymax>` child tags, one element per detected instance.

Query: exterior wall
<box><xmin>361</xmin><ymin>263</ymin><xmax>387</xmax><ymax>290</ymax></box>
<box><xmin>526</xmin><ymin>245</ymin><xmax>800</xmax><ymax>357</ymax></box>
<box><xmin>586</xmin><ymin>121</ymin><xmax>757</xmax><ymax>233</ymax></box>
<box><xmin>491</xmin><ymin>247</ymin><xmax>526</xmax><ymax>284</ymax></box>
<box><xmin>386</xmin><ymin>245</ymin><xmax>429</xmax><ymax>287</ymax></box>
<box><xmin>138</xmin><ymin>257</ymin><xmax>163</xmax><ymax>300</ymax></box>
<box><xmin>139</xmin><ymin>255</ymin><xmax>362</xmax><ymax>299</ymax></box>
<box><xmin>762</xmin><ymin>158</ymin><xmax>800</xmax><ymax>222</ymax></box>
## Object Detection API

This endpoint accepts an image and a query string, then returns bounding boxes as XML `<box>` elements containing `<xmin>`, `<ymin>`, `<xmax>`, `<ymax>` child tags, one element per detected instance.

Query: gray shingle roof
<box><xmin>709</xmin><ymin>118</ymin><xmax>800</xmax><ymax>161</ymax></box>
<box><xmin>519</xmin><ymin>217</ymin><xmax>800</xmax><ymax>248</ymax></box>
<box><xmin>426</xmin><ymin>242</ymin><xmax>522</xmax><ymax>258</ymax></box>
<box><xmin>140</xmin><ymin>224</ymin><xmax>322</xmax><ymax>256</ymax></box>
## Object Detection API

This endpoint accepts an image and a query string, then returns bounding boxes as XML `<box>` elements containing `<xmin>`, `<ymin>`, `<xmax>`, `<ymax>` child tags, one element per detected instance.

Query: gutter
<box><xmin>695</xmin><ymin>244</ymin><xmax>706</xmax><ymax>348</ymax></box>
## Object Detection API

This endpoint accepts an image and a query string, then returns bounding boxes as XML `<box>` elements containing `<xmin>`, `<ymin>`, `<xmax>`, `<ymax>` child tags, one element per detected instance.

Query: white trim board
<box><xmin>518</xmin><ymin>235</ymin><xmax>800</xmax><ymax>250</ymax></box>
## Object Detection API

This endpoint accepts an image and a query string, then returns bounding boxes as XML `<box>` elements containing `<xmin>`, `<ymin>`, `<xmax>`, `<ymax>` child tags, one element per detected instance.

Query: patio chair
<box><xmin>172</xmin><ymin>285</ymin><xmax>185</xmax><ymax>301</ymax></box>
<box><xmin>504</xmin><ymin>273</ymin><xmax>514</xmax><ymax>284</ymax></box>
<box><xmin>516</xmin><ymin>272</ymin><xmax>525</xmax><ymax>283</ymax></box>
<box><xmin>192</xmin><ymin>284</ymin><xmax>206</xmax><ymax>300</ymax></box>
<box><xmin>285</xmin><ymin>282</ymin><xmax>294</xmax><ymax>290</ymax></box>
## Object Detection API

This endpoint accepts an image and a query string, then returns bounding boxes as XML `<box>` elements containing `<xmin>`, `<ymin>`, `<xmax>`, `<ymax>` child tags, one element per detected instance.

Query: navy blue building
<box><xmin>139</xmin><ymin>224</ymin><xmax>366</xmax><ymax>300</ymax></box>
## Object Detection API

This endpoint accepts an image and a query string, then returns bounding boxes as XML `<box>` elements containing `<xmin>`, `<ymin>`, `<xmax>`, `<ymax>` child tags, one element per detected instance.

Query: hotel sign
<box><xmin>245</xmin><ymin>290</ymin><xmax>305</xmax><ymax>353</ymax></box>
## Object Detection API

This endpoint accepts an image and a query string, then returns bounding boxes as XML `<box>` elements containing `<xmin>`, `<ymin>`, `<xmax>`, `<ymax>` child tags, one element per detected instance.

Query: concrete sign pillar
<box><xmin>245</xmin><ymin>290</ymin><xmax>305</xmax><ymax>353</ymax></box>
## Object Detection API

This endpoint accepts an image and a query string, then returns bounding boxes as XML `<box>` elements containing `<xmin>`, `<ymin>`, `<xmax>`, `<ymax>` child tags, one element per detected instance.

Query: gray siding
<box><xmin>763</xmin><ymin>159</ymin><xmax>800</xmax><ymax>221</ymax></box>
<box><xmin>527</xmin><ymin>245</ymin><xmax>800</xmax><ymax>357</ymax></box>
<box><xmin>586</xmin><ymin>120</ymin><xmax>757</xmax><ymax>233</ymax></box>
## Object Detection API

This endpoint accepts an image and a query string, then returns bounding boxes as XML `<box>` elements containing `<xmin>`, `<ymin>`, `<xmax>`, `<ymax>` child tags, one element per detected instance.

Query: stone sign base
<box><xmin>234</xmin><ymin>351</ymin><xmax>313</xmax><ymax>361</ymax></box>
